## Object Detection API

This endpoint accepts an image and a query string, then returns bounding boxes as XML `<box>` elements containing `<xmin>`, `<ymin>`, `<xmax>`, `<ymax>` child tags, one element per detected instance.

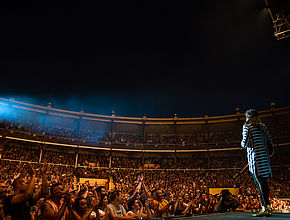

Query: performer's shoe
<box><xmin>252</xmin><ymin>206</ymin><xmax>267</xmax><ymax>217</ymax></box>
<box><xmin>265</xmin><ymin>205</ymin><xmax>272</xmax><ymax>217</ymax></box>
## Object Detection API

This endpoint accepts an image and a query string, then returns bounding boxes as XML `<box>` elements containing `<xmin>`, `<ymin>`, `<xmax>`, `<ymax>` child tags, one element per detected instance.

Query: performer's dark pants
<box><xmin>252</xmin><ymin>173</ymin><xmax>270</xmax><ymax>207</ymax></box>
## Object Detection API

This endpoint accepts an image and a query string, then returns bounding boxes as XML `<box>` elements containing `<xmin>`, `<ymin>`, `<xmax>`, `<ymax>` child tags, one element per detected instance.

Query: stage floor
<box><xmin>158</xmin><ymin>212</ymin><xmax>290</xmax><ymax>219</ymax></box>
<box><xmin>191</xmin><ymin>212</ymin><xmax>289</xmax><ymax>219</ymax></box>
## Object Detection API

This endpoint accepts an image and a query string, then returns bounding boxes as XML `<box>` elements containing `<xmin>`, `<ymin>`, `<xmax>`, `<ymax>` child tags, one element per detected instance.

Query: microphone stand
<box><xmin>233</xmin><ymin>164</ymin><xmax>249</xmax><ymax>179</ymax></box>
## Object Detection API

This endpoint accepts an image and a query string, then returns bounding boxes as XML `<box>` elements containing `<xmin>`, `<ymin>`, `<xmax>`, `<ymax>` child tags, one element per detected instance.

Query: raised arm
<box><xmin>127</xmin><ymin>175</ymin><xmax>142</xmax><ymax>202</ymax></box>
<box><xmin>241</xmin><ymin>124</ymin><xmax>250</xmax><ymax>148</ymax></box>
<box><xmin>136</xmin><ymin>200</ymin><xmax>144</xmax><ymax>219</ymax></box>
<box><xmin>142</xmin><ymin>199</ymin><xmax>152</xmax><ymax>219</ymax></box>
<box><xmin>11</xmin><ymin>163</ymin><xmax>35</xmax><ymax>204</ymax></box>
<box><xmin>33</xmin><ymin>162</ymin><xmax>49</xmax><ymax>201</ymax></box>
<box><xmin>182</xmin><ymin>201</ymin><xmax>192</xmax><ymax>215</ymax></box>
<box><xmin>172</xmin><ymin>198</ymin><xmax>179</xmax><ymax>215</ymax></box>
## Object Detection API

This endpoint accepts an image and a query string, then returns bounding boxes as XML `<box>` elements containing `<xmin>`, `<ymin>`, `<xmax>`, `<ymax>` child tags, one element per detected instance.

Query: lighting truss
<box><xmin>265</xmin><ymin>0</ymin><xmax>290</xmax><ymax>40</ymax></box>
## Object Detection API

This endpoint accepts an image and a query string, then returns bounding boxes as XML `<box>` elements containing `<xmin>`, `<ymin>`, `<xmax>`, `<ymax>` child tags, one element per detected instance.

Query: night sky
<box><xmin>0</xmin><ymin>0</ymin><xmax>289</xmax><ymax>118</ymax></box>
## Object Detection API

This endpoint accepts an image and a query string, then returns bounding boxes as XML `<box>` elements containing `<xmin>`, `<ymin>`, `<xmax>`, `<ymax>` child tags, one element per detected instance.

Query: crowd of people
<box><xmin>1</xmin><ymin>110</ymin><xmax>290</xmax><ymax>148</ymax></box>
<box><xmin>2</xmin><ymin>140</ymin><xmax>289</xmax><ymax>171</ymax></box>
<box><xmin>0</xmin><ymin>141</ymin><xmax>290</xmax><ymax>219</ymax></box>
<box><xmin>1</xmin><ymin>141</ymin><xmax>247</xmax><ymax>169</ymax></box>
<box><xmin>0</xmin><ymin>119</ymin><xmax>244</xmax><ymax>146</ymax></box>
<box><xmin>0</xmin><ymin>158</ymin><xmax>289</xmax><ymax>220</ymax></box>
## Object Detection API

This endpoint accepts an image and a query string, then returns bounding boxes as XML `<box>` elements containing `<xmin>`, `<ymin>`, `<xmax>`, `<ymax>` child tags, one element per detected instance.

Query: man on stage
<box><xmin>241</xmin><ymin>109</ymin><xmax>274</xmax><ymax>217</ymax></box>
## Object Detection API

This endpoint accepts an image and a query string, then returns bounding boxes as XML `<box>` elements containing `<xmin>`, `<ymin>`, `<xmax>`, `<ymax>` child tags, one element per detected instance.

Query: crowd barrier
<box><xmin>1</xmin><ymin>158</ymin><xmax>289</xmax><ymax>170</ymax></box>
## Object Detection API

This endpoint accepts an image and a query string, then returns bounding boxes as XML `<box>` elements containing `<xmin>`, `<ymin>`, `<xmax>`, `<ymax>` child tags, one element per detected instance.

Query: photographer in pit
<box><xmin>214</xmin><ymin>189</ymin><xmax>239</xmax><ymax>213</ymax></box>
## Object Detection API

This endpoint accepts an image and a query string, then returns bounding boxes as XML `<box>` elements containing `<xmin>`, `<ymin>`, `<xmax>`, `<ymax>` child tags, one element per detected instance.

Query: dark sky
<box><xmin>0</xmin><ymin>0</ymin><xmax>289</xmax><ymax>117</ymax></box>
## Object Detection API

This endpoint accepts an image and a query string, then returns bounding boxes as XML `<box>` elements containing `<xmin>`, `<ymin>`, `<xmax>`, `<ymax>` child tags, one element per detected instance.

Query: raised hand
<box><xmin>145</xmin><ymin>199</ymin><xmax>150</xmax><ymax>208</ymax></box>
<box><xmin>137</xmin><ymin>199</ymin><xmax>143</xmax><ymax>208</ymax></box>
<box><xmin>137</xmin><ymin>175</ymin><xmax>141</xmax><ymax>182</ymax></box>
<box><xmin>41</xmin><ymin>162</ymin><xmax>48</xmax><ymax>173</ymax></box>
<box><xmin>26</xmin><ymin>163</ymin><xmax>35</xmax><ymax>176</ymax></box>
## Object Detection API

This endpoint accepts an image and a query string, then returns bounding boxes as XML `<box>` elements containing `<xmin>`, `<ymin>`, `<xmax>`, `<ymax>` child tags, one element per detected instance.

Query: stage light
<box><xmin>0</xmin><ymin>104</ymin><xmax>13</xmax><ymax>117</ymax></box>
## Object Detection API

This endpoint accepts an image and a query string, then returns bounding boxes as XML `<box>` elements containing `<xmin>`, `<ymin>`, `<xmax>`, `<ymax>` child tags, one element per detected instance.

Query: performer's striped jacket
<box><xmin>241</xmin><ymin>122</ymin><xmax>272</xmax><ymax>178</ymax></box>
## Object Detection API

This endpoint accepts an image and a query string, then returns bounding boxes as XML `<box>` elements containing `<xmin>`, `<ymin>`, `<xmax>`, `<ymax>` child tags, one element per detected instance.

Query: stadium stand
<box><xmin>0</xmin><ymin>98</ymin><xmax>289</xmax><ymax>219</ymax></box>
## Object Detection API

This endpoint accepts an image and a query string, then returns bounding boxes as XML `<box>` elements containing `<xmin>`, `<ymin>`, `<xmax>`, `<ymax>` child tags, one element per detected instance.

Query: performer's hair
<box><xmin>245</xmin><ymin>109</ymin><xmax>258</xmax><ymax>118</ymax></box>
<box><xmin>245</xmin><ymin>109</ymin><xmax>261</xmax><ymax>125</ymax></box>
